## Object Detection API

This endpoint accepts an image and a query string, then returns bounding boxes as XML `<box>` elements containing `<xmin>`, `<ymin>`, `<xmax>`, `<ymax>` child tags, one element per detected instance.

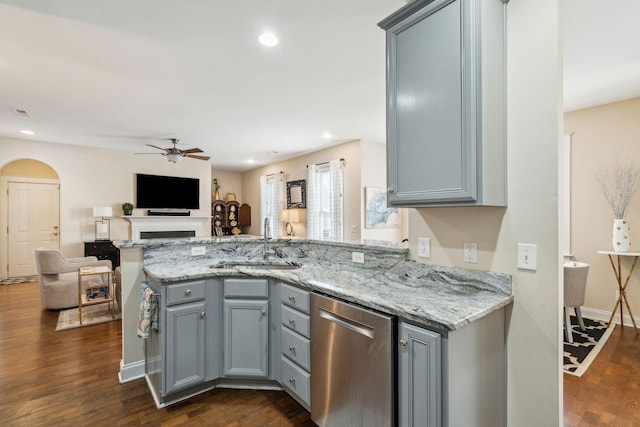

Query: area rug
<box><xmin>563</xmin><ymin>315</ymin><xmax>615</xmax><ymax>377</ymax></box>
<box><xmin>56</xmin><ymin>303</ymin><xmax>121</xmax><ymax>331</ymax></box>
<box><xmin>0</xmin><ymin>275</ymin><xmax>38</xmax><ymax>285</ymax></box>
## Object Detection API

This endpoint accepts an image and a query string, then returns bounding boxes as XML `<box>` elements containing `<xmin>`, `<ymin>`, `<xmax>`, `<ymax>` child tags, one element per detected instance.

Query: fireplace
<box><xmin>124</xmin><ymin>216</ymin><xmax>210</xmax><ymax>240</ymax></box>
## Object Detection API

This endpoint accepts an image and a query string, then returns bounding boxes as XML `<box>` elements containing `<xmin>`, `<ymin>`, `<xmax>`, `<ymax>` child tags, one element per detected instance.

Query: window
<box><xmin>260</xmin><ymin>173</ymin><xmax>285</xmax><ymax>238</ymax></box>
<box><xmin>307</xmin><ymin>160</ymin><xmax>344</xmax><ymax>241</ymax></box>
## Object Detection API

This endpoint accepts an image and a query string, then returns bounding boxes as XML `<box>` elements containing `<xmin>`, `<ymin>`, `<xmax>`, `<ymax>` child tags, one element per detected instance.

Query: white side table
<box><xmin>598</xmin><ymin>250</ymin><xmax>640</xmax><ymax>334</ymax></box>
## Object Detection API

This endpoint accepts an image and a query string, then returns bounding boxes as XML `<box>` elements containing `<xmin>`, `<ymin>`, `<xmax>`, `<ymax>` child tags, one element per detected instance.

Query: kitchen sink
<box><xmin>210</xmin><ymin>261</ymin><xmax>302</xmax><ymax>270</ymax></box>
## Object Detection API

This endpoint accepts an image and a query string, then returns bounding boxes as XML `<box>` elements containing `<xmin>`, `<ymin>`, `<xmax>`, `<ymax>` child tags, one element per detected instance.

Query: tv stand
<box><xmin>147</xmin><ymin>209</ymin><xmax>191</xmax><ymax>216</ymax></box>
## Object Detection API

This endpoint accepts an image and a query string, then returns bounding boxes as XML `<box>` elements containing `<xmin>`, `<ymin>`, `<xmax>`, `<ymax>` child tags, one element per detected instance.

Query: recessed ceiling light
<box><xmin>322</xmin><ymin>132</ymin><xmax>332</xmax><ymax>139</ymax></box>
<box><xmin>258</xmin><ymin>32</ymin><xmax>279</xmax><ymax>47</ymax></box>
<box><xmin>247</xmin><ymin>159</ymin><xmax>256</xmax><ymax>164</ymax></box>
<box><xmin>20</xmin><ymin>129</ymin><xmax>34</xmax><ymax>135</ymax></box>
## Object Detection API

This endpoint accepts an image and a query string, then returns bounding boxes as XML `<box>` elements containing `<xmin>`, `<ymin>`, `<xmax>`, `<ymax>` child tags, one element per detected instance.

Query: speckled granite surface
<box><xmin>115</xmin><ymin>237</ymin><xmax>513</xmax><ymax>332</ymax></box>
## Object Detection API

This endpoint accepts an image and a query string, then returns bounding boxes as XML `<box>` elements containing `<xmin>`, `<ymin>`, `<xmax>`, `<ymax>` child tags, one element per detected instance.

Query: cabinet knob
<box><xmin>185</xmin><ymin>290</ymin><xmax>191</xmax><ymax>297</ymax></box>
<box><xmin>289</xmin><ymin>377</ymin><xmax>296</xmax><ymax>385</ymax></box>
<box><xmin>288</xmin><ymin>295</ymin><xmax>295</xmax><ymax>303</ymax></box>
<box><xmin>288</xmin><ymin>319</ymin><xmax>296</xmax><ymax>327</ymax></box>
<box><xmin>261</xmin><ymin>310</ymin><xmax>266</xmax><ymax>317</ymax></box>
<box><xmin>399</xmin><ymin>339</ymin><xmax>408</xmax><ymax>350</ymax></box>
<box><xmin>200</xmin><ymin>312</ymin><xmax>206</xmax><ymax>319</ymax></box>
<box><xmin>289</xmin><ymin>345</ymin><xmax>296</xmax><ymax>353</ymax></box>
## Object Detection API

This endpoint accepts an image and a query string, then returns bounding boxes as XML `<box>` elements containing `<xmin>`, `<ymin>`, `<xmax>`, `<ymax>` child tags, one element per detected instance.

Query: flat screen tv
<box><xmin>136</xmin><ymin>174</ymin><xmax>200</xmax><ymax>209</ymax></box>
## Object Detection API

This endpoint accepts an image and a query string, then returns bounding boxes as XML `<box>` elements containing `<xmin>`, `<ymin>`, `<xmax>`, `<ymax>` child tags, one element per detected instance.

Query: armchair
<box><xmin>35</xmin><ymin>247</ymin><xmax>112</xmax><ymax>309</ymax></box>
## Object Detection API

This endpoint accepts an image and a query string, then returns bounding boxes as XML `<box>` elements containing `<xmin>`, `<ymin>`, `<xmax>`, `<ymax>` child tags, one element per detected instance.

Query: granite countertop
<box><xmin>143</xmin><ymin>256</ymin><xmax>513</xmax><ymax>332</ymax></box>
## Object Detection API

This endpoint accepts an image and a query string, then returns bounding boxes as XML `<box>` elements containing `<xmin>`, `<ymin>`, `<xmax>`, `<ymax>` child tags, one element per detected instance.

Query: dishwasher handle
<box><xmin>319</xmin><ymin>308</ymin><xmax>375</xmax><ymax>339</ymax></box>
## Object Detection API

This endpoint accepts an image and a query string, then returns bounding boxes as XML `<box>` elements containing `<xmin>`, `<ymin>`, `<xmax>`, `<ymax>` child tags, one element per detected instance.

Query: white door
<box><xmin>7</xmin><ymin>182</ymin><xmax>60</xmax><ymax>277</ymax></box>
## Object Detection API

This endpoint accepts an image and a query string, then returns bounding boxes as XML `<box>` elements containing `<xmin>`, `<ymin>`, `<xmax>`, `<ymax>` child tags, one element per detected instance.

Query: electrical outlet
<box><xmin>352</xmin><ymin>251</ymin><xmax>365</xmax><ymax>264</ymax></box>
<box><xmin>517</xmin><ymin>243</ymin><xmax>537</xmax><ymax>270</ymax></box>
<box><xmin>351</xmin><ymin>224</ymin><xmax>357</xmax><ymax>233</ymax></box>
<box><xmin>191</xmin><ymin>246</ymin><xmax>206</xmax><ymax>256</ymax></box>
<box><xmin>418</xmin><ymin>238</ymin><xmax>431</xmax><ymax>258</ymax></box>
<box><xmin>464</xmin><ymin>243</ymin><xmax>477</xmax><ymax>264</ymax></box>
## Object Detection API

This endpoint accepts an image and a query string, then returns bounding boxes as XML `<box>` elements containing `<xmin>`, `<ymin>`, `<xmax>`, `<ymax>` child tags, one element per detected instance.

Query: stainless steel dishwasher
<box><xmin>311</xmin><ymin>293</ymin><xmax>395</xmax><ymax>426</ymax></box>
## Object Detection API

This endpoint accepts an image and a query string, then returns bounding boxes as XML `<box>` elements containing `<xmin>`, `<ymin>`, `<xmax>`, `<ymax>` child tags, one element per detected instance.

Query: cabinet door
<box><xmin>381</xmin><ymin>0</ymin><xmax>506</xmax><ymax>206</ymax></box>
<box><xmin>165</xmin><ymin>301</ymin><xmax>207</xmax><ymax>395</ymax></box>
<box><xmin>223</xmin><ymin>299</ymin><xmax>269</xmax><ymax>378</ymax></box>
<box><xmin>399</xmin><ymin>322</ymin><xmax>441</xmax><ymax>427</ymax></box>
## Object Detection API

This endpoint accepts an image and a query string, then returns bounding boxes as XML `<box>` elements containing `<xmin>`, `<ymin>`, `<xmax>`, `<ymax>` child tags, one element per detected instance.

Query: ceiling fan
<box><xmin>138</xmin><ymin>138</ymin><xmax>210</xmax><ymax>163</ymax></box>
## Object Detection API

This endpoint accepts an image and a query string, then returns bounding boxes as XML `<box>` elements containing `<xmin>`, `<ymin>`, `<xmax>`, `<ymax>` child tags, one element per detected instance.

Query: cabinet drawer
<box><xmin>224</xmin><ymin>279</ymin><xmax>268</xmax><ymax>298</ymax></box>
<box><xmin>281</xmin><ymin>326</ymin><xmax>310</xmax><ymax>371</ymax></box>
<box><xmin>281</xmin><ymin>305</ymin><xmax>310</xmax><ymax>338</ymax></box>
<box><xmin>166</xmin><ymin>281</ymin><xmax>206</xmax><ymax>306</ymax></box>
<box><xmin>281</xmin><ymin>283</ymin><xmax>309</xmax><ymax>313</ymax></box>
<box><xmin>281</xmin><ymin>356</ymin><xmax>310</xmax><ymax>407</ymax></box>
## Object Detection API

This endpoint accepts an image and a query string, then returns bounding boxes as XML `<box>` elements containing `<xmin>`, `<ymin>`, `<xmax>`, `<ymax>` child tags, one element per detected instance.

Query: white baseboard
<box><xmin>580</xmin><ymin>306</ymin><xmax>640</xmax><ymax>329</ymax></box>
<box><xmin>118</xmin><ymin>358</ymin><xmax>145</xmax><ymax>383</ymax></box>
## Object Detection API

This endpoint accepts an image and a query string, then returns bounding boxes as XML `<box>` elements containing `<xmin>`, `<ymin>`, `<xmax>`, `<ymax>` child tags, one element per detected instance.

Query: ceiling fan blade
<box><xmin>135</xmin><ymin>152</ymin><xmax>164</xmax><ymax>155</ymax></box>
<box><xmin>145</xmin><ymin>144</ymin><xmax>168</xmax><ymax>151</ymax></box>
<box><xmin>182</xmin><ymin>148</ymin><xmax>204</xmax><ymax>154</ymax></box>
<box><xmin>186</xmin><ymin>154</ymin><xmax>211</xmax><ymax>161</ymax></box>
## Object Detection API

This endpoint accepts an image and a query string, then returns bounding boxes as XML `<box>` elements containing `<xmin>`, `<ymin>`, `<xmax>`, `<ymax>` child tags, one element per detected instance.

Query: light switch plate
<box><xmin>191</xmin><ymin>246</ymin><xmax>206</xmax><ymax>256</ymax></box>
<box><xmin>517</xmin><ymin>243</ymin><xmax>537</xmax><ymax>270</ymax></box>
<box><xmin>352</xmin><ymin>251</ymin><xmax>365</xmax><ymax>264</ymax></box>
<box><xmin>418</xmin><ymin>238</ymin><xmax>431</xmax><ymax>258</ymax></box>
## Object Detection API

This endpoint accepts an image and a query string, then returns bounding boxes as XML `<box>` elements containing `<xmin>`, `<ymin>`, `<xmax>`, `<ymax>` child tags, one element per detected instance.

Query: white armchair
<box><xmin>35</xmin><ymin>247</ymin><xmax>112</xmax><ymax>309</ymax></box>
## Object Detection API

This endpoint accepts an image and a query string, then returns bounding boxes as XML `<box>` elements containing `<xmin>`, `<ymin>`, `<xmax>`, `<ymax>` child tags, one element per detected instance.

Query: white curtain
<box><xmin>328</xmin><ymin>159</ymin><xmax>344</xmax><ymax>241</ymax></box>
<box><xmin>307</xmin><ymin>164</ymin><xmax>321</xmax><ymax>239</ymax></box>
<box><xmin>307</xmin><ymin>160</ymin><xmax>344</xmax><ymax>241</ymax></box>
<box><xmin>260</xmin><ymin>173</ymin><xmax>285</xmax><ymax>237</ymax></box>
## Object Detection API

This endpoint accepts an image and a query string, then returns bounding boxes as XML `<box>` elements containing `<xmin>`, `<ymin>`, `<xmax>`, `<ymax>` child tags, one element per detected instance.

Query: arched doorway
<box><xmin>0</xmin><ymin>159</ymin><xmax>60</xmax><ymax>279</ymax></box>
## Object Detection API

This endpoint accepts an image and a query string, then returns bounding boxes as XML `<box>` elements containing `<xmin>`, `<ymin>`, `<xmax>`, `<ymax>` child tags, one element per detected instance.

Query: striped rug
<box><xmin>0</xmin><ymin>275</ymin><xmax>39</xmax><ymax>285</ymax></box>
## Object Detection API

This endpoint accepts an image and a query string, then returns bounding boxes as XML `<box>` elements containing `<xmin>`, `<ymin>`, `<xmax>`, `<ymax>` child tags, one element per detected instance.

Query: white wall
<box><xmin>405</xmin><ymin>1</ymin><xmax>562</xmax><ymax>425</ymax></box>
<box><xmin>0</xmin><ymin>136</ymin><xmax>212</xmax><ymax>259</ymax></box>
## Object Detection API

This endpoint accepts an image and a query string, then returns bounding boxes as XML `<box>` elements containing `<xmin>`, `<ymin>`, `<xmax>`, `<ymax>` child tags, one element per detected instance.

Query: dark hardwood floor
<box><xmin>564</xmin><ymin>324</ymin><xmax>640</xmax><ymax>426</ymax></box>
<box><xmin>0</xmin><ymin>282</ymin><xmax>313</xmax><ymax>427</ymax></box>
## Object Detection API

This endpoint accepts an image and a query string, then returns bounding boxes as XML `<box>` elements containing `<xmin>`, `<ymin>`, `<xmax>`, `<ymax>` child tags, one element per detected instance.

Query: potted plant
<box><xmin>122</xmin><ymin>202</ymin><xmax>134</xmax><ymax>216</ymax></box>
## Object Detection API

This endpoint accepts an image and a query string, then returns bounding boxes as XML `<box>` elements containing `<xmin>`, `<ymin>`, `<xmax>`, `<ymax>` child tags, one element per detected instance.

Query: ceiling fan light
<box><xmin>167</xmin><ymin>153</ymin><xmax>182</xmax><ymax>163</ymax></box>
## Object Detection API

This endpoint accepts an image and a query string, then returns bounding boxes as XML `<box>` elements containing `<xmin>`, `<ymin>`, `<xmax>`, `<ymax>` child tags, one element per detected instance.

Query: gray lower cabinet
<box><xmin>398</xmin><ymin>322</ymin><xmax>441</xmax><ymax>427</ymax></box>
<box><xmin>378</xmin><ymin>0</ymin><xmax>506</xmax><ymax>207</ymax></box>
<box><xmin>279</xmin><ymin>283</ymin><xmax>311</xmax><ymax>409</ymax></box>
<box><xmin>223</xmin><ymin>278</ymin><xmax>269</xmax><ymax>378</ymax></box>
<box><xmin>165</xmin><ymin>300</ymin><xmax>207</xmax><ymax>394</ymax></box>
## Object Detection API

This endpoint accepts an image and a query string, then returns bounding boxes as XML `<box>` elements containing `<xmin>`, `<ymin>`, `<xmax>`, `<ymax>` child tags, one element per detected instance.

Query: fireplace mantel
<box><xmin>124</xmin><ymin>216</ymin><xmax>210</xmax><ymax>239</ymax></box>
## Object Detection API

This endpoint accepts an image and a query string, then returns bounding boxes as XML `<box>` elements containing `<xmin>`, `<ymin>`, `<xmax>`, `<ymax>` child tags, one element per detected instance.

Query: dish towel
<box><xmin>137</xmin><ymin>283</ymin><xmax>158</xmax><ymax>339</ymax></box>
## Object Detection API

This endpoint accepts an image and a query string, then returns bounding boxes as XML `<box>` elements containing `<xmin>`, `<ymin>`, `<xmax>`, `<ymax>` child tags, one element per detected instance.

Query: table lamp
<box><xmin>93</xmin><ymin>207</ymin><xmax>113</xmax><ymax>241</ymax></box>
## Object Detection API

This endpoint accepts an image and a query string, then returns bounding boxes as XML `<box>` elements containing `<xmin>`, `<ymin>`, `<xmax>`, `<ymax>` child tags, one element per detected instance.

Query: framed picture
<box><xmin>365</xmin><ymin>187</ymin><xmax>399</xmax><ymax>229</ymax></box>
<box><xmin>287</xmin><ymin>180</ymin><xmax>306</xmax><ymax>209</ymax></box>
<box><xmin>226</xmin><ymin>193</ymin><xmax>236</xmax><ymax>202</ymax></box>
<box><xmin>214</xmin><ymin>227</ymin><xmax>224</xmax><ymax>237</ymax></box>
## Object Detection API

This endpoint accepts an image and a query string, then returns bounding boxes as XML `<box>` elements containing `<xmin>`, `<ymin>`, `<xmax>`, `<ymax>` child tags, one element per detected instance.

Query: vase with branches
<box><xmin>594</xmin><ymin>159</ymin><xmax>640</xmax><ymax>252</ymax></box>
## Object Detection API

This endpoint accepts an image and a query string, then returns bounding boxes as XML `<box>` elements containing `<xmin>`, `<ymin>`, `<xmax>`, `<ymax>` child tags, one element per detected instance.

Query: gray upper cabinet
<box><xmin>379</xmin><ymin>0</ymin><xmax>506</xmax><ymax>206</ymax></box>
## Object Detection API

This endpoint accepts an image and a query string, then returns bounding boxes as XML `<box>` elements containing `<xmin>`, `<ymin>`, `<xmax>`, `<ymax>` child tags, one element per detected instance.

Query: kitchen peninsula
<box><xmin>115</xmin><ymin>237</ymin><xmax>512</xmax><ymax>426</ymax></box>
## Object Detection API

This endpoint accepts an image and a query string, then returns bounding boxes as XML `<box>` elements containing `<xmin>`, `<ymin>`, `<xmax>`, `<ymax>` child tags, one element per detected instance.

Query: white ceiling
<box><xmin>1</xmin><ymin>0</ymin><xmax>638</xmax><ymax>171</ymax></box>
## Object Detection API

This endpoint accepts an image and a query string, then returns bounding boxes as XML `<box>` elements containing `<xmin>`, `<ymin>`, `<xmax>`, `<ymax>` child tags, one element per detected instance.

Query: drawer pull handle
<box><xmin>288</xmin><ymin>319</ymin><xmax>296</xmax><ymax>327</ymax></box>
<box><xmin>288</xmin><ymin>295</ymin><xmax>295</xmax><ymax>303</ymax></box>
<box><xmin>185</xmin><ymin>290</ymin><xmax>191</xmax><ymax>297</ymax></box>
<box><xmin>289</xmin><ymin>377</ymin><xmax>296</xmax><ymax>385</ymax></box>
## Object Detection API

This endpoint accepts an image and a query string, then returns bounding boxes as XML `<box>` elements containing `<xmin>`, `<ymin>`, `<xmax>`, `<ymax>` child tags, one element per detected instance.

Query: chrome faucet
<box><xmin>263</xmin><ymin>217</ymin><xmax>271</xmax><ymax>259</ymax></box>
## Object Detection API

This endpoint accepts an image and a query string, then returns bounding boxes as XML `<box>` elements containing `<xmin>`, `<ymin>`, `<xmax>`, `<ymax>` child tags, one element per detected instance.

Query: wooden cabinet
<box><xmin>223</xmin><ymin>279</ymin><xmax>269</xmax><ymax>378</ymax></box>
<box><xmin>378</xmin><ymin>0</ymin><xmax>506</xmax><ymax>207</ymax></box>
<box><xmin>212</xmin><ymin>201</ymin><xmax>251</xmax><ymax>235</ymax></box>
<box><xmin>84</xmin><ymin>240</ymin><xmax>120</xmax><ymax>268</ymax></box>
<box><xmin>398</xmin><ymin>322</ymin><xmax>441</xmax><ymax>427</ymax></box>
